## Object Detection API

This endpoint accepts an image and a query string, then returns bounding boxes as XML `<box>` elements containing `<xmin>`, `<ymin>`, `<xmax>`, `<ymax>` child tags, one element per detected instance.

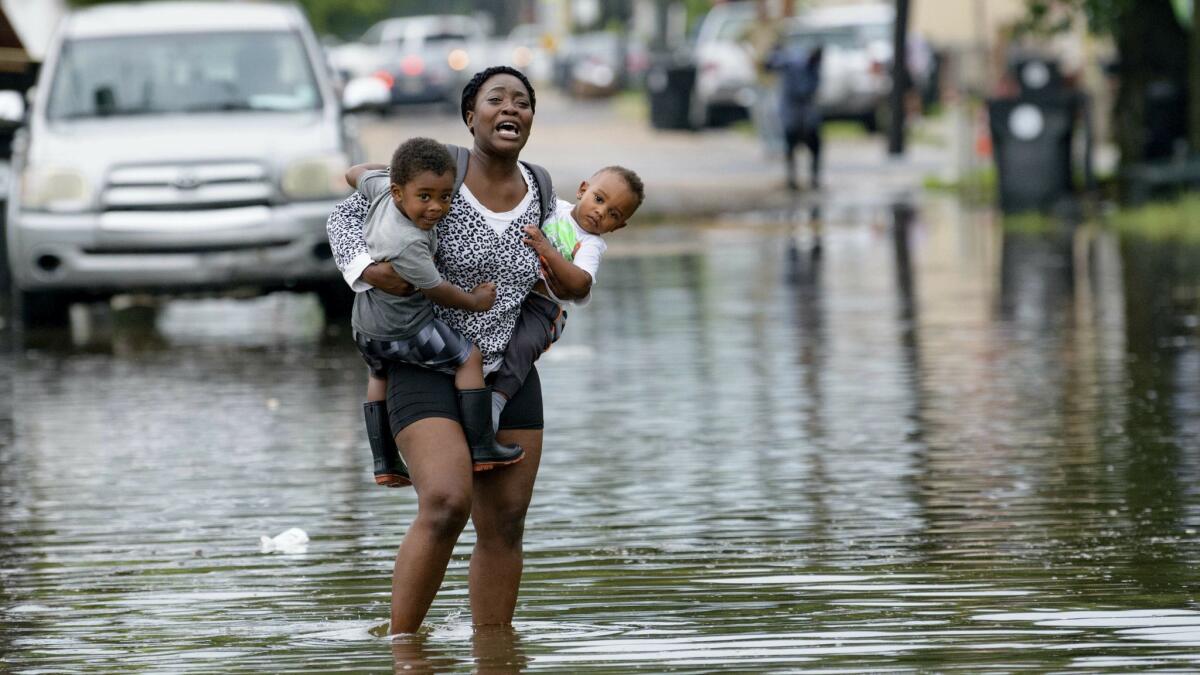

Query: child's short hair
<box><xmin>390</xmin><ymin>137</ymin><xmax>455</xmax><ymax>186</ymax></box>
<box><xmin>596</xmin><ymin>165</ymin><xmax>645</xmax><ymax>210</ymax></box>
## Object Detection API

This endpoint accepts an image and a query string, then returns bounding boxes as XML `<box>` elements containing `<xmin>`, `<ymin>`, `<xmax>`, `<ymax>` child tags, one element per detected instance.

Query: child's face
<box><xmin>572</xmin><ymin>171</ymin><xmax>638</xmax><ymax>235</ymax></box>
<box><xmin>391</xmin><ymin>170</ymin><xmax>455</xmax><ymax>230</ymax></box>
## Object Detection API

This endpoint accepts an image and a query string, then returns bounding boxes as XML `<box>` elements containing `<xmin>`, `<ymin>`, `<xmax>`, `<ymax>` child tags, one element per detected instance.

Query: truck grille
<box><xmin>103</xmin><ymin>162</ymin><xmax>273</xmax><ymax>212</ymax></box>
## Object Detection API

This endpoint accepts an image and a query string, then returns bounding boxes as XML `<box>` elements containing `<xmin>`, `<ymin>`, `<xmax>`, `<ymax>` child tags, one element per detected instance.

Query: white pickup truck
<box><xmin>5</xmin><ymin>1</ymin><xmax>360</xmax><ymax>325</ymax></box>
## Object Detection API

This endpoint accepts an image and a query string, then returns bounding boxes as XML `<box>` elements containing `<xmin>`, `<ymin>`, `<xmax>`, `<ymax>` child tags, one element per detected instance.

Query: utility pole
<box><xmin>1190</xmin><ymin>0</ymin><xmax>1200</xmax><ymax>153</ymax></box>
<box><xmin>888</xmin><ymin>0</ymin><xmax>911</xmax><ymax>156</ymax></box>
<box><xmin>654</xmin><ymin>0</ymin><xmax>670</xmax><ymax>52</ymax></box>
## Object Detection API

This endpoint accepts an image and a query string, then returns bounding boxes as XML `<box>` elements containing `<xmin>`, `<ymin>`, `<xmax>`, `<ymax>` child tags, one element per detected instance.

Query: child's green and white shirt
<box><xmin>541</xmin><ymin>199</ymin><xmax>606</xmax><ymax>306</ymax></box>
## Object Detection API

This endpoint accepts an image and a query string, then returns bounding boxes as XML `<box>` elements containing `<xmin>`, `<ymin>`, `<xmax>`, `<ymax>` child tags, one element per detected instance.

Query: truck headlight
<box><xmin>20</xmin><ymin>166</ymin><xmax>94</xmax><ymax>212</ymax></box>
<box><xmin>281</xmin><ymin>154</ymin><xmax>352</xmax><ymax>200</ymax></box>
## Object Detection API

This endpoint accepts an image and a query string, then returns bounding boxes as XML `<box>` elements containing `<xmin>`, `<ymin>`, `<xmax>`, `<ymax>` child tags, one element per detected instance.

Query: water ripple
<box><xmin>3</xmin><ymin>204</ymin><xmax>1200</xmax><ymax>670</ymax></box>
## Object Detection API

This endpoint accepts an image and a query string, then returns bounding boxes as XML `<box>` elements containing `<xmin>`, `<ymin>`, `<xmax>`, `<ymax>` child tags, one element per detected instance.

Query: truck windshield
<box><xmin>47</xmin><ymin>31</ymin><xmax>322</xmax><ymax>119</ymax></box>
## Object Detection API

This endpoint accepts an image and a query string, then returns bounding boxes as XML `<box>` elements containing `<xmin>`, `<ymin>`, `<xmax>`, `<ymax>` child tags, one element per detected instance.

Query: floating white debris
<box><xmin>260</xmin><ymin>527</ymin><xmax>309</xmax><ymax>554</ymax></box>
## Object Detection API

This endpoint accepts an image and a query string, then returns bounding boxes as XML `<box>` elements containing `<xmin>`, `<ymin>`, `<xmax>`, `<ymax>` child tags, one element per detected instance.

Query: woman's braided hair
<box><xmin>460</xmin><ymin>66</ymin><xmax>536</xmax><ymax>127</ymax></box>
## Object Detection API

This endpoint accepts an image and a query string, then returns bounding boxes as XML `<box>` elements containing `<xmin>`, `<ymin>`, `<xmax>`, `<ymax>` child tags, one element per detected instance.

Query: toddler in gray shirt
<box><xmin>348</xmin><ymin>138</ymin><xmax>523</xmax><ymax>488</ymax></box>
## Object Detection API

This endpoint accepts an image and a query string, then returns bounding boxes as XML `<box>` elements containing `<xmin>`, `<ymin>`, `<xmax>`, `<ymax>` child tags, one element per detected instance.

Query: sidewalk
<box><xmin>356</xmin><ymin>90</ymin><xmax>951</xmax><ymax>219</ymax></box>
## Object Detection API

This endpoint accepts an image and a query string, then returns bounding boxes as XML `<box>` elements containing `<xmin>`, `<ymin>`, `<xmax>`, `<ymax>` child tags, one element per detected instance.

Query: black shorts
<box><xmin>386</xmin><ymin>361</ymin><xmax>544</xmax><ymax>433</ymax></box>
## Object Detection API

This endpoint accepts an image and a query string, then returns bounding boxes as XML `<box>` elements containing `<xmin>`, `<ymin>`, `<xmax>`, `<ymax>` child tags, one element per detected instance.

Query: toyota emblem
<box><xmin>172</xmin><ymin>172</ymin><xmax>201</xmax><ymax>190</ymax></box>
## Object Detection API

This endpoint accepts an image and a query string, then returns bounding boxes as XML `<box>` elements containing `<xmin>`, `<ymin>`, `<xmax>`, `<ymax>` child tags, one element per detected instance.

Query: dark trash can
<box><xmin>1142</xmin><ymin>78</ymin><xmax>1187</xmax><ymax>161</ymax></box>
<box><xmin>1009</xmin><ymin>56</ymin><xmax>1065</xmax><ymax>96</ymax></box>
<box><xmin>646</xmin><ymin>55</ymin><xmax>695</xmax><ymax>130</ymax></box>
<box><xmin>988</xmin><ymin>94</ymin><xmax>1080</xmax><ymax>213</ymax></box>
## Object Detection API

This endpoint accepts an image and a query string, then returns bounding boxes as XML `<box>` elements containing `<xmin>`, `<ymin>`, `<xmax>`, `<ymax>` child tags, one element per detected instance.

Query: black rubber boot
<box><xmin>363</xmin><ymin>401</ymin><xmax>411</xmax><ymax>487</ymax></box>
<box><xmin>458</xmin><ymin>387</ymin><xmax>524</xmax><ymax>471</ymax></box>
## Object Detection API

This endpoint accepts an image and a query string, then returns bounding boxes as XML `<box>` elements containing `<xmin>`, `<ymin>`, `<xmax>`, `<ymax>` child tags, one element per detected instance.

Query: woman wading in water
<box><xmin>327</xmin><ymin>66</ymin><xmax>576</xmax><ymax>632</ymax></box>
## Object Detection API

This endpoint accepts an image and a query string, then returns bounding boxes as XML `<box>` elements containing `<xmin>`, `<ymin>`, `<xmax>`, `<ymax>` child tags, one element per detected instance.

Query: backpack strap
<box><xmin>445</xmin><ymin>143</ymin><xmax>471</xmax><ymax>195</ymax></box>
<box><xmin>445</xmin><ymin>144</ymin><xmax>555</xmax><ymax>225</ymax></box>
<box><xmin>520</xmin><ymin>160</ymin><xmax>555</xmax><ymax>225</ymax></box>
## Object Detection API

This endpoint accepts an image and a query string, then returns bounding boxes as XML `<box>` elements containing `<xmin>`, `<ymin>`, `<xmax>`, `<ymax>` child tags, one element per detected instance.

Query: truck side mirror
<box><xmin>0</xmin><ymin>90</ymin><xmax>26</xmax><ymax>124</ymax></box>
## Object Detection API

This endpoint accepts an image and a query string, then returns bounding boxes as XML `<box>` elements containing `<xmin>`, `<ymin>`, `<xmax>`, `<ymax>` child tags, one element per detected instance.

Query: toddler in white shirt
<box><xmin>490</xmin><ymin>165</ymin><xmax>645</xmax><ymax>426</ymax></box>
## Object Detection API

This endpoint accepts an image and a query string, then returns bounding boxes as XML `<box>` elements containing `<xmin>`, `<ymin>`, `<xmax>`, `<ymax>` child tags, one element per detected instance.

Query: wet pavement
<box><xmin>2</xmin><ymin>194</ymin><xmax>1200</xmax><ymax>671</ymax></box>
<box><xmin>353</xmin><ymin>90</ymin><xmax>949</xmax><ymax>218</ymax></box>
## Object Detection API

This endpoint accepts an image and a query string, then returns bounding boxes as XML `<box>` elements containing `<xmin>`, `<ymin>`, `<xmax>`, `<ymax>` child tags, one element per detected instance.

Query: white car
<box><xmin>329</xmin><ymin>14</ymin><xmax>490</xmax><ymax>109</ymax></box>
<box><xmin>501</xmin><ymin>23</ymin><xmax>554</xmax><ymax>84</ymax></box>
<box><xmin>689</xmin><ymin>1</ymin><xmax>758</xmax><ymax>128</ymax></box>
<box><xmin>786</xmin><ymin>3</ymin><xmax>895</xmax><ymax>131</ymax></box>
<box><xmin>6</xmin><ymin>1</ymin><xmax>359</xmax><ymax>324</ymax></box>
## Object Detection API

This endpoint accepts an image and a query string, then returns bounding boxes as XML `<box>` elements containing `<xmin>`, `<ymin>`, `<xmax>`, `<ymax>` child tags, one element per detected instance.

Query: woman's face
<box><xmin>466</xmin><ymin>74</ymin><xmax>534</xmax><ymax>155</ymax></box>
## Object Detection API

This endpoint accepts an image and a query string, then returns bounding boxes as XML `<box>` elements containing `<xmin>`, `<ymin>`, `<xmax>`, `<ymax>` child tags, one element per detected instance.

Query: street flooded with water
<box><xmin>2</xmin><ymin>196</ymin><xmax>1199</xmax><ymax>672</ymax></box>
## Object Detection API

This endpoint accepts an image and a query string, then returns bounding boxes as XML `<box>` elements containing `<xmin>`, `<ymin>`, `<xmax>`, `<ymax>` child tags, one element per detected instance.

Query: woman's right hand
<box><xmin>469</xmin><ymin>281</ymin><xmax>497</xmax><ymax>311</ymax></box>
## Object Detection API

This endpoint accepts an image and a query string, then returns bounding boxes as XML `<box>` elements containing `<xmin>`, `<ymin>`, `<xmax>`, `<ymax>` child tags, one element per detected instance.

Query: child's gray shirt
<box><xmin>350</xmin><ymin>169</ymin><xmax>443</xmax><ymax>340</ymax></box>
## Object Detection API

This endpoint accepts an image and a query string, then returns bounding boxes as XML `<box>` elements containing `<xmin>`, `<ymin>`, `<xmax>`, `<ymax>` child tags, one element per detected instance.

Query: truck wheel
<box><xmin>0</xmin><ymin>211</ymin><xmax>10</xmax><ymax>292</ymax></box>
<box><xmin>861</xmin><ymin>109</ymin><xmax>880</xmax><ymax>133</ymax></box>
<box><xmin>863</xmin><ymin>103</ymin><xmax>890</xmax><ymax>134</ymax></box>
<box><xmin>15</xmin><ymin>289</ymin><xmax>72</xmax><ymax>327</ymax></box>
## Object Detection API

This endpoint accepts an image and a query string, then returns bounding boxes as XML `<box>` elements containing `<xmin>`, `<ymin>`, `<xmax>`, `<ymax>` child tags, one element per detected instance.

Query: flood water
<box><xmin>2</xmin><ymin>196</ymin><xmax>1199</xmax><ymax>672</ymax></box>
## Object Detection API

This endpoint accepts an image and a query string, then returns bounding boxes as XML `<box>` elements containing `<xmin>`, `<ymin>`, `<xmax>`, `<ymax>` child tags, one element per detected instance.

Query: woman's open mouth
<box><xmin>495</xmin><ymin>121</ymin><xmax>521</xmax><ymax>140</ymax></box>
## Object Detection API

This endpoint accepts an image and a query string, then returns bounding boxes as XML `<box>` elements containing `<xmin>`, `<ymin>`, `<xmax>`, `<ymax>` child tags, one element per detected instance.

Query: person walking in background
<box><xmin>769</xmin><ymin>43</ymin><xmax>824</xmax><ymax>191</ymax></box>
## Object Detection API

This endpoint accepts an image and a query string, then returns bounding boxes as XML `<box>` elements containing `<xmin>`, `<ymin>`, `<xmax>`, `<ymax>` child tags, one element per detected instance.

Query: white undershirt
<box><xmin>458</xmin><ymin>164</ymin><xmax>535</xmax><ymax>236</ymax></box>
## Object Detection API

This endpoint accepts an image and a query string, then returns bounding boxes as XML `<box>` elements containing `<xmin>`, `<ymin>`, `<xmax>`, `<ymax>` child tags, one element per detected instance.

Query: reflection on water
<box><xmin>2</xmin><ymin>196</ymin><xmax>1199</xmax><ymax>671</ymax></box>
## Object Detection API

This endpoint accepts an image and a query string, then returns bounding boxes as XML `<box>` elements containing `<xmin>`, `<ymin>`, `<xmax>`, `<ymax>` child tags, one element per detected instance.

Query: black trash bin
<box><xmin>1009</xmin><ymin>56</ymin><xmax>1065</xmax><ymax>96</ymax></box>
<box><xmin>988</xmin><ymin>93</ymin><xmax>1080</xmax><ymax>213</ymax></box>
<box><xmin>646</xmin><ymin>55</ymin><xmax>695</xmax><ymax>130</ymax></box>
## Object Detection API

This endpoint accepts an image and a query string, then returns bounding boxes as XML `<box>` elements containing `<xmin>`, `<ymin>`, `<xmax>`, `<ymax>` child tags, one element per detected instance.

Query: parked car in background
<box><xmin>6</xmin><ymin>1</ymin><xmax>359</xmax><ymax>324</ymax></box>
<box><xmin>689</xmin><ymin>1</ymin><xmax>757</xmax><ymax>128</ymax></box>
<box><xmin>786</xmin><ymin>3</ymin><xmax>894</xmax><ymax>132</ymax></box>
<box><xmin>554</xmin><ymin>31</ymin><xmax>648</xmax><ymax>98</ymax></box>
<box><xmin>330</xmin><ymin>14</ymin><xmax>489</xmax><ymax>110</ymax></box>
<box><xmin>501</xmin><ymin>23</ymin><xmax>554</xmax><ymax>83</ymax></box>
<box><xmin>688</xmin><ymin>1</ymin><xmax>927</xmax><ymax>133</ymax></box>
<box><xmin>339</xmin><ymin>72</ymin><xmax>392</xmax><ymax>114</ymax></box>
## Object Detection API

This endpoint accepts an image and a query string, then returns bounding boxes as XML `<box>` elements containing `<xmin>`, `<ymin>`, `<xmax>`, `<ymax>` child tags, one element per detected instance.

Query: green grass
<box><xmin>1001</xmin><ymin>211</ymin><xmax>1057</xmax><ymax>234</ymax></box>
<box><xmin>822</xmin><ymin>120</ymin><xmax>868</xmax><ymax>141</ymax></box>
<box><xmin>731</xmin><ymin>119</ymin><xmax>757</xmax><ymax>136</ymax></box>
<box><xmin>983</xmin><ymin>192</ymin><xmax>1200</xmax><ymax>242</ymax></box>
<box><xmin>923</xmin><ymin>165</ymin><xmax>997</xmax><ymax>206</ymax></box>
<box><xmin>1111</xmin><ymin>193</ymin><xmax>1200</xmax><ymax>243</ymax></box>
<box><xmin>613</xmin><ymin>89</ymin><xmax>648</xmax><ymax>123</ymax></box>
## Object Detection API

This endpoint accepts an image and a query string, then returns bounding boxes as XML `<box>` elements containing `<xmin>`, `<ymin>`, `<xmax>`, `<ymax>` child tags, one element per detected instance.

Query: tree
<box><xmin>65</xmin><ymin>0</ymin><xmax>492</xmax><ymax>40</ymax></box>
<box><xmin>1023</xmin><ymin>0</ymin><xmax>1192</xmax><ymax>167</ymax></box>
<box><xmin>1191</xmin><ymin>0</ymin><xmax>1200</xmax><ymax>153</ymax></box>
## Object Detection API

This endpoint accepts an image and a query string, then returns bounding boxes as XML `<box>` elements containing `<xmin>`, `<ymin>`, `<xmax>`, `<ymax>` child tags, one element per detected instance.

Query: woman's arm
<box><xmin>345</xmin><ymin>162</ymin><xmax>388</xmax><ymax>189</ymax></box>
<box><xmin>421</xmin><ymin>281</ymin><xmax>497</xmax><ymax>312</ymax></box>
<box><xmin>325</xmin><ymin>192</ymin><xmax>414</xmax><ymax>295</ymax></box>
<box><xmin>363</xmin><ymin>262</ymin><xmax>416</xmax><ymax>296</ymax></box>
<box><xmin>522</xmin><ymin>225</ymin><xmax>592</xmax><ymax>300</ymax></box>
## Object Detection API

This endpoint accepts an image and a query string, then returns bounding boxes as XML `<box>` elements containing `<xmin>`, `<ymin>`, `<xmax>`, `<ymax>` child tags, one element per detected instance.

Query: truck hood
<box><xmin>31</xmin><ymin>111</ymin><xmax>340</xmax><ymax>172</ymax></box>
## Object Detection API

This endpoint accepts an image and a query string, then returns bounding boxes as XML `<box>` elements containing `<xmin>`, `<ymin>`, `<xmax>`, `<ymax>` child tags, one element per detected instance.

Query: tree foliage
<box><xmin>1019</xmin><ymin>0</ymin><xmax>1191</xmax><ymax>37</ymax></box>
<box><xmin>299</xmin><ymin>0</ymin><xmax>392</xmax><ymax>40</ymax></box>
<box><xmin>1019</xmin><ymin>0</ymin><xmax>1127</xmax><ymax>35</ymax></box>
<box><xmin>65</xmin><ymin>0</ymin><xmax>487</xmax><ymax>40</ymax></box>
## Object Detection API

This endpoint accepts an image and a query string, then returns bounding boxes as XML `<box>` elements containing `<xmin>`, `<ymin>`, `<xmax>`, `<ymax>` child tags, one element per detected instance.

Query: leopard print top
<box><xmin>326</xmin><ymin>165</ymin><xmax>552</xmax><ymax>370</ymax></box>
<box><xmin>326</xmin><ymin>190</ymin><xmax>370</xmax><ymax>276</ymax></box>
